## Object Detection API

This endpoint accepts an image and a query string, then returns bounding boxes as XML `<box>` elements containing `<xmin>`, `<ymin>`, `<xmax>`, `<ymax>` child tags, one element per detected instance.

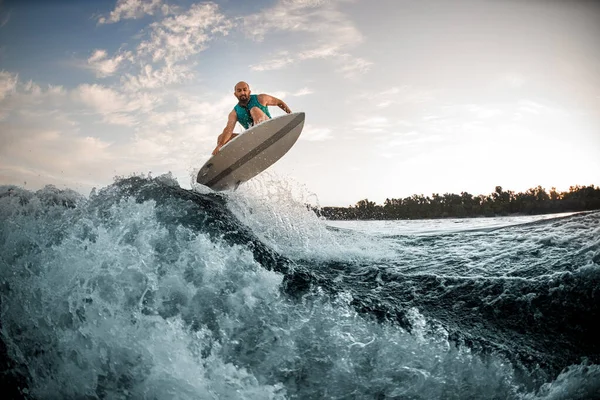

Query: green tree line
<box><xmin>317</xmin><ymin>185</ymin><xmax>600</xmax><ymax>220</ymax></box>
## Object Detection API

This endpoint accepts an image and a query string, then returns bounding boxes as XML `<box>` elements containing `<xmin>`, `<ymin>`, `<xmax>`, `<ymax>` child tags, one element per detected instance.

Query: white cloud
<box><xmin>23</xmin><ymin>80</ymin><xmax>42</xmax><ymax>96</ymax></box>
<box><xmin>98</xmin><ymin>0</ymin><xmax>170</xmax><ymax>24</ymax></box>
<box><xmin>73</xmin><ymin>84</ymin><xmax>130</xmax><ymax>114</ymax></box>
<box><xmin>298</xmin><ymin>45</ymin><xmax>340</xmax><ymax>60</ymax></box>
<box><xmin>147</xmin><ymin>110</ymin><xmax>187</xmax><ymax>127</ymax></box>
<box><xmin>0</xmin><ymin>86</ymin><xmax>118</xmax><ymax>190</ymax></box>
<box><xmin>337</xmin><ymin>56</ymin><xmax>372</xmax><ymax>78</ymax></box>
<box><xmin>175</xmin><ymin>93</ymin><xmax>233</xmax><ymax>120</ymax></box>
<box><xmin>0</xmin><ymin>77</ymin><xmax>191</xmax><ymax>192</ymax></box>
<box><xmin>293</xmin><ymin>87</ymin><xmax>313</xmax><ymax>96</ymax></box>
<box><xmin>72</xmin><ymin>84</ymin><xmax>159</xmax><ymax>126</ymax></box>
<box><xmin>87</xmin><ymin>49</ymin><xmax>132</xmax><ymax>78</ymax></box>
<box><xmin>0</xmin><ymin>70</ymin><xmax>17</xmax><ymax>102</ymax></box>
<box><xmin>1</xmin><ymin>74</ymin><xmax>69</xmax><ymax>121</ymax></box>
<box><xmin>105</xmin><ymin>2</ymin><xmax>233</xmax><ymax>89</ymax></box>
<box><xmin>300</xmin><ymin>124</ymin><xmax>333</xmax><ymax>141</ymax></box>
<box><xmin>361</xmin><ymin>85</ymin><xmax>437</xmax><ymax>109</ymax></box>
<box><xmin>0</xmin><ymin>67</ymin><xmax>232</xmax><ymax>193</ymax></box>
<box><xmin>250</xmin><ymin>52</ymin><xmax>294</xmax><ymax>71</ymax></box>
<box><xmin>243</xmin><ymin>0</ymin><xmax>361</xmax><ymax>43</ymax></box>
<box><xmin>243</xmin><ymin>0</ymin><xmax>370</xmax><ymax>77</ymax></box>
<box><xmin>92</xmin><ymin>3</ymin><xmax>232</xmax><ymax>90</ymax></box>
<box><xmin>285</xmin><ymin>0</ymin><xmax>329</xmax><ymax>7</ymax></box>
<box><xmin>352</xmin><ymin>117</ymin><xmax>390</xmax><ymax>134</ymax></box>
<box><xmin>27</xmin><ymin>83</ymin><xmax>66</xmax><ymax>99</ymax></box>
<box><xmin>123</xmin><ymin>64</ymin><xmax>194</xmax><ymax>91</ymax></box>
<box><xmin>88</xmin><ymin>49</ymin><xmax>107</xmax><ymax>63</ymax></box>
<box><xmin>137</xmin><ymin>3</ymin><xmax>232</xmax><ymax>67</ymax></box>
<box><xmin>267</xmin><ymin>91</ymin><xmax>288</xmax><ymax>101</ymax></box>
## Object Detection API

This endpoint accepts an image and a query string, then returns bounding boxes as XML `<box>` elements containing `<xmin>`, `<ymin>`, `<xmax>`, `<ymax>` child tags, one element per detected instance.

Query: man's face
<box><xmin>234</xmin><ymin>84</ymin><xmax>250</xmax><ymax>102</ymax></box>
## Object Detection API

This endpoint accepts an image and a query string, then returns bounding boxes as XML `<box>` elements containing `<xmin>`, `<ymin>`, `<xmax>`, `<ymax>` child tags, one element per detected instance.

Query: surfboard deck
<box><xmin>197</xmin><ymin>112</ymin><xmax>305</xmax><ymax>191</ymax></box>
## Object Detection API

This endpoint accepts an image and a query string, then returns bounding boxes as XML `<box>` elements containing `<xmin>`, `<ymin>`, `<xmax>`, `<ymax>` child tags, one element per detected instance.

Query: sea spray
<box><xmin>225</xmin><ymin>172</ymin><xmax>397</xmax><ymax>263</ymax></box>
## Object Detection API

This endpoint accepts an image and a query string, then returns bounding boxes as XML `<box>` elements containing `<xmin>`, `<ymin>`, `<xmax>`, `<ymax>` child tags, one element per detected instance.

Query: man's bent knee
<box><xmin>250</xmin><ymin>107</ymin><xmax>269</xmax><ymax>124</ymax></box>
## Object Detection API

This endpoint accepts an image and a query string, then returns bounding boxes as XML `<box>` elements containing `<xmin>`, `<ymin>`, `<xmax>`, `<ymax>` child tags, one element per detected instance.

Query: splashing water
<box><xmin>1</xmin><ymin>175</ymin><xmax>599</xmax><ymax>399</ymax></box>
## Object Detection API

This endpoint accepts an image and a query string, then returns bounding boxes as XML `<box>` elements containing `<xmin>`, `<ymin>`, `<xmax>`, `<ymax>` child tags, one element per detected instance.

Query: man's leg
<box><xmin>249</xmin><ymin>107</ymin><xmax>269</xmax><ymax>125</ymax></box>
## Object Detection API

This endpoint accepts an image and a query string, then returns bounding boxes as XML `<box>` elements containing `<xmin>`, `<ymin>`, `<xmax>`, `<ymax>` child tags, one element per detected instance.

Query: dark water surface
<box><xmin>1</xmin><ymin>176</ymin><xmax>599</xmax><ymax>399</ymax></box>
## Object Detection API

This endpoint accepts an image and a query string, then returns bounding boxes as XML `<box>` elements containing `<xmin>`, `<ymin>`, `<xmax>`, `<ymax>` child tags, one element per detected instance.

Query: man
<box><xmin>212</xmin><ymin>81</ymin><xmax>292</xmax><ymax>155</ymax></box>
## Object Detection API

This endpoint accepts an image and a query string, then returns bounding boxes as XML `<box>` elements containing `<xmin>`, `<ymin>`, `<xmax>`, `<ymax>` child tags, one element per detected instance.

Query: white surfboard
<box><xmin>197</xmin><ymin>112</ymin><xmax>305</xmax><ymax>191</ymax></box>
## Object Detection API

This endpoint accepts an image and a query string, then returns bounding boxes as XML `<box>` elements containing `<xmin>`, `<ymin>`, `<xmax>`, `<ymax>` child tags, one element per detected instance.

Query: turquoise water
<box><xmin>1</xmin><ymin>176</ymin><xmax>599</xmax><ymax>399</ymax></box>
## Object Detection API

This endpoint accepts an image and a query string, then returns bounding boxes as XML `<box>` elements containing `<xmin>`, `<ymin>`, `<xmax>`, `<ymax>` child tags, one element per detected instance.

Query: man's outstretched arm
<box><xmin>212</xmin><ymin>110</ymin><xmax>238</xmax><ymax>155</ymax></box>
<box><xmin>257</xmin><ymin>94</ymin><xmax>292</xmax><ymax>114</ymax></box>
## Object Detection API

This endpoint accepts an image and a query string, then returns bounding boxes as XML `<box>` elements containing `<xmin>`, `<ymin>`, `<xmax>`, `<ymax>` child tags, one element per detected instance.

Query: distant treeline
<box><xmin>318</xmin><ymin>185</ymin><xmax>600</xmax><ymax>220</ymax></box>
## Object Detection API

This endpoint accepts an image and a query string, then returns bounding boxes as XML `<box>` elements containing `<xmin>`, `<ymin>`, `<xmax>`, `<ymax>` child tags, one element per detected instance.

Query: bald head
<box><xmin>234</xmin><ymin>81</ymin><xmax>251</xmax><ymax>103</ymax></box>
<box><xmin>234</xmin><ymin>81</ymin><xmax>249</xmax><ymax>91</ymax></box>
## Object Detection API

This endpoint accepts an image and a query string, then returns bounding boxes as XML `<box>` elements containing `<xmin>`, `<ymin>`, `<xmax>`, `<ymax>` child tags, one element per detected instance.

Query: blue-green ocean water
<box><xmin>1</xmin><ymin>175</ymin><xmax>599</xmax><ymax>399</ymax></box>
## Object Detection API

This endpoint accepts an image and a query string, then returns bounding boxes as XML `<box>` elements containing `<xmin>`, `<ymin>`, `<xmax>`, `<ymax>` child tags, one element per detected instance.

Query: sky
<box><xmin>0</xmin><ymin>0</ymin><xmax>599</xmax><ymax>206</ymax></box>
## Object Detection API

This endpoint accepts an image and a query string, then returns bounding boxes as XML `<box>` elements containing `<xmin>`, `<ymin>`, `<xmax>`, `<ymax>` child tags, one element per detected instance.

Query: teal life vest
<box><xmin>234</xmin><ymin>94</ymin><xmax>272</xmax><ymax>129</ymax></box>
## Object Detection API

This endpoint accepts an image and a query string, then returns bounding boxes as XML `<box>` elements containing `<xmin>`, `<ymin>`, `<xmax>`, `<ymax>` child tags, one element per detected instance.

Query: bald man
<box><xmin>212</xmin><ymin>81</ymin><xmax>292</xmax><ymax>155</ymax></box>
